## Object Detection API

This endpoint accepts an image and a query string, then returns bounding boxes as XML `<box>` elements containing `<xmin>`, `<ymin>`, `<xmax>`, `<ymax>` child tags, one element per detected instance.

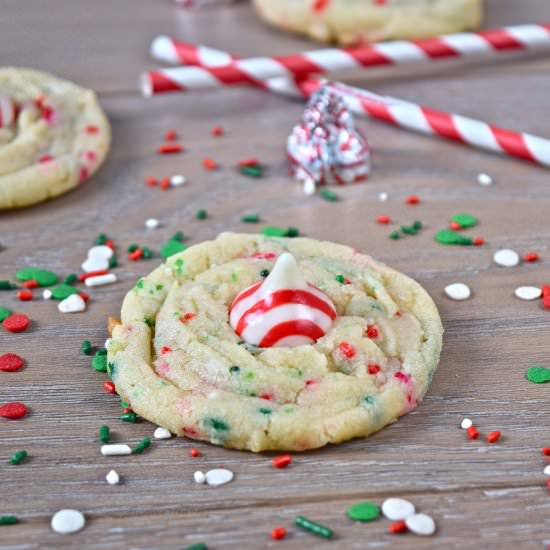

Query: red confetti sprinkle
<box><xmin>473</xmin><ymin>237</ymin><xmax>485</xmax><ymax>246</ymax></box>
<box><xmin>103</xmin><ymin>380</ymin><xmax>116</xmax><ymax>394</ymax></box>
<box><xmin>542</xmin><ymin>285</ymin><xmax>550</xmax><ymax>298</ymax></box>
<box><xmin>38</xmin><ymin>154</ymin><xmax>54</xmax><ymax>163</ymax></box>
<box><xmin>542</xmin><ymin>447</ymin><xmax>550</xmax><ymax>456</ymax></box>
<box><xmin>202</xmin><ymin>158</ymin><xmax>217</xmax><ymax>171</ymax></box>
<box><xmin>17</xmin><ymin>290</ymin><xmax>33</xmax><ymax>301</ymax></box>
<box><xmin>312</xmin><ymin>0</ymin><xmax>331</xmax><ymax>12</ymax></box>
<box><xmin>164</xmin><ymin>130</ymin><xmax>177</xmax><ymax>141</ymax></box>
<box><xmin>486</xmin><ymin>431</ymin><xmax>501</xmax><ymax>444</ymax></box>
<box><xmin>259</xmin><ymin>393</ymin><xmax>273</xmax><ymax>401</ymax></box>
<box><xmin>466</xmin><ymin>426</ymin><xmax>480</xmax><ymax>440</ymax></box>
<box><xmin>543</xmin><ymin>293</ymin><xmax>550</xmax><ymax>310</ymax></box>
<box><xmin>0</xmin><ymin>353</ymin><xmax>25</xmax><ymax>372</ymax></box>
<box><xmin>271</xmin><ymin>527</ymin><xmax>287</xmax><ymax>540</ymax></box>
<box><xmin>79</xmin><ymin>166</ymin><xmax>89</xmax><ymax>182</ymax></box>
<box><xmin>0</xmin><ymin>401</ymin><xmax>28</xmax><ymax>419</ymax></box>
<box><xmin>145</xmin><ymin>176</ymin><xmax>158</xmax><ymax>188</ymax></box>
<box><xmin>376</xmin><ymin>215</ymin><xmax>391</xmax><ymax>225</ymax></box>
<box><xmin>180</xmin><ymin>312</ymin><xmax>196</xmax><ymax>323</ymax></box>
<box><xmin>388</xmin><ymin>520</ymin><xmax>407</xmax><ymax>534</ymax></box>
<box><xmin>190</xmin><ymin>448</ymin><xmax>200</xmax><ymax>457</ymax></box>
<box><xmin>158</xmin><ymin>143</ymin><xmax>183</xmax><ymax>155</ymax></box>
<box><xmin>238</xmin><ymin>158</ymin><xmax>259</xmax><ymax>168</ymax></box>
<box><xmin>2</xmin><ymin>314</ymin><xmax>30</xmax><ymax>333</ymax></box>
<box><xmin>305</xmin><ymin>379</ymin><xmax>317</xmax><ymax>386</ymax></box>
<box><xmin>85</xmin><ymin>125</ymin><xmax>99</xmax><ymax>134</ymax></box>
<box><xmin>22</xmin><ymin>279</ymin><xmax>38</xmax><ymax>289</ymax></box>
<box><xmin>211</xmin><ymin>126</ymin><xmax>224</xmax><ymax>137</ymax></box>
<box><xmin>368</xmin><ymin>364</ymin><xmax>381</xmax><ymax>375</ymax></box>
<box><xmin>79</xmin><ymin>270</ymin><xmax>108</xmax><ymax>281</ymax></box>
<box><xmin>122</xmin><ymin>407</ymin><xmax>132</xmax><ymax>414</ymax></box>
<box><xmin>272</xmin><ymin>454</ymin><xmax>292</xmax><ymax>469</ymax></box>
<box><xmin>339</xmin><ymin>341</ymin><xmax>356</xmax><ymax>359</ymax></box>
<box><xmin>79</xmin><ymin>292</ymin><xmax>90</xmax><ymax>302</ymax></box>
<box><xmin>160</xmin><ymin>177</ymin><xmax>171</xmax><ymax>190</ymax></box>
<box><xmin>524</xmin><ymin>252</ymin><xmax>539</xmax><ymax>262</ymax></box>
<box><xmin>449</xmin><ymin>221</ymin><xmax>461</xmax><ymax>231</ymax></box>
<box><xmin>128</xmin><ymin>248</ymin><xmax>143</xmax><ymax>261</ymax></box>
<box><xmin>366</xmin><ymin>325</ymin><xmax>379</xmax><ymax>339</ymax></box>
<box><xmin>160</xmin><ymin>346</ymin><xmax>172</xmax><ymax>355</ymax></box>
<box><xmin>106</xmin><ymin>239</ymin><xmax>115</xmax><ymax>250</ymax></box>
<box><xmin>405</xmin><ymin>195</ymin><xmax>420</xmax><ymax>205</ymax></box>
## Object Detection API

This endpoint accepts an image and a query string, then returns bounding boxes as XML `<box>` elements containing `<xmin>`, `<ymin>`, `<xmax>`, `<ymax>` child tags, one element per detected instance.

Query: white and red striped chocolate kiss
<box><xmin>229</xmin><ymin>252</ymin><xmax>336</xmax><ymax>348</ymax></box>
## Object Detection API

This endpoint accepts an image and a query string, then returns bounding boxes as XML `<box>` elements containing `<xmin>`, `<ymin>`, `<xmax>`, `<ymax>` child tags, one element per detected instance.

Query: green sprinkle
<box><xmin>96</xmin><ymin>348</ymin><xmax>107</xmax><ymax>356</ymax></box>
<box><xmin>206</xmin><ymin>417</ymin><xmax>229</xmax><ymax>432</ymax></box>
<box><xmin>401</xmin><ymin>225</ymin><xmax>418</xmax><ymax>235</ymax></box>
<box><xmin>141</xmin><ymin>246</ymin><xmax>152</xmax><ymax>259</ymax></box>
<box><xmin>160</xmin><ymin>239</ymin><xmax>186</xmax><ymax>259</ymax></box>
<box><xmin>51</xmin><ymin>284</ymin><xmax>79</xmax><ymax>300</ymax></box>
<box><xmin>320</xmin><ymin>189</ymin><xmax>339</xmax><ymax>202</ymax></box>
<box><xmin>183</xmin><ymin>544</ymin><xmax>208</xmax><ymax>550</ymax></box>
<box><xmin>0</xmin><ymin>281</ymin><xmax>17</xmax><ymax>291</ymax></box>
<box><xmin>136</xmin><ymin>279</ymin><xmax>144</xmax><ymax>289</ymax></box>
<box><xmin>258</xmin><ymin>408</ymin><xmax>272</xmax><ymax>415</ymax></box>
<box><xmin>241</xmin><ymin>214</ymin><xmax>260</xmax><ymax>223</ymax></box>
<box><xmin>413</xmin><ymin>220</ymin><xmax>423</xmax><ymax>231</ymax></box>
<box><xmin>239</xmin><ymin>165</ymin><xmax>263</xmax><ymax>178</ymax></box>
<box><xmin>63</xmin><ymin>274</ymin><xmax>77</xmax><ymax>285</ymax></box>
<box><xmin>451</xmin><ymin>212</ymin><xmax>478</xmax><ymax>229</ymax></box>
<box><xmin>120</xmin><ymin>411</ymin><xmax>138</xmax><ymax>423</ymax></box>
<box><xmin>363</xmin><ymin>395</ymin><xmax>375</xmax><ymax>405</ymax></box>
<box><xmin>435</xmin><ymin>229</ymin><xmax>473</xmax><ymax>246</ymax></box>
<box><xmin>389</xmin><ymin>230</ymin><xmax>401</xmax><ymax>240</ymax></box>
<box><xmin>132</xmin><ymin>436</ymin><xmax>151</xmax><ymax>454</ymax></box>
<box><xmin>0</xmin><ymin>515</ymin><xmax>18</xmax><ymax>526</ymax></box>
<box><xmin>92</xmin><ymin>353</ymin><xmax>108</xmax><ymax>372</ymax></box>
<box><xmin>107</xmin><ymin>361</ymin><xmax>116</xmax><ymax>378</ymax></box>
<box><xmin>0</xmin><ymin>306</ymin><xmax>13</xmax><ymax>322</ymax></box>
<box><xmin>244</xmin><ymin>371</ymin><xmax>254</xmax><ymax>380</ymax></box>
<box><xmin>9</xmin><ymin>450</ymin><xmax>27</xmax><ymax>465</ymax></box>
<box><xmin>127</xmin><ymin>243</ymin><xmax>138</xmax><ymax>253</ymax></box>
<box><xmin>294</xmin><ymin>515</ymin><xmax>333</xmax><ymax>539</ymax></box>
<box><xmin>120</xmin><ymin>401</ymin><xmax>130</xmax><ymax>409</ymax></box>
<box><xmin>335</xmin><ymin>274</ymin><xmax>345</xmax><ymax>284</ymax></box>
<box><xmin>95</xmin><ymin>233</ymin><xmax>108</xmax><ymax>245</ymax></box>
<box><xmin>196</xmin><ymin>209</ymin><xmax>208</xmax><ymax>220</ymax></box>
<box><xmin>286</xmin><ymin>227</ymin><xmax>300</xmax><ymax>238</ymax></box>
<box><xmin>526</xmin><ymin>366</ymin><xmax>550</xmax><ymax>384</ymax></box>
<box><xmin>99</xmin><ymin>425</ymin><xmax>110</xmax><ymax>443</ymax></box>
<box><xmin>144</xmin><ymin>316</ymin><xmax>155</xmax><ymax>328</ymax></box>
<box><xmin>108</xmin><ymin>257</ymin><xmax>118</xmax><ymax>269</ymax></box>
<box><xmin>346</xmin><ymin>501</ymin><xmax>380</xmax><ymax>522</ymax></box>
<box><xmin>229</xmin><ymin>366</ymin><xmax>240</xmax><ymax>374</ymax></box>
<box><xmin>15</xmin><ymin>267</ymin><xmax>58</xmax><ymax>287</ymax></box>
<box><xmin>260</xmin><ymin>269</ymin><xmax>270</xmax><ymax>278</ymax></box>
<box><xmin>262</xmin><ymin>226</ymin><xmax>287</xmax><ymax>237</ymax></box>
<box><xmin>81</xmin><ymin>340</ymin><xmax>93</xmax><ymax>355</ymax></box>
<box><xmin>171</xmin><ymin>231</ymin><xmax>184</xmax><ymax>242</ymax></box>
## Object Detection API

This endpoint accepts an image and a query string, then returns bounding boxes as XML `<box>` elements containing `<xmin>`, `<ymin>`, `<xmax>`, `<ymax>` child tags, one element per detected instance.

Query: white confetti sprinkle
<box><xmin>106</xmin><ymin>470</ymin><xmax>120</xmax><ymax>485</ymax></box>
<box><xmin>514</xmin><ymin>286</ymin><xmax>542</xmax><ymax>301</ymax></box>
<box><xmin>544</xmin><ymin>465</ymin><xmax>550</xmax><ymax>476</ymax></box>
<box><xmin>405</xmin><ymin>513</ymin><xmax>436</xmax><ymax>536</ymax></box>
<box><xmin>87</xmin><ymin>245</ymin><xmax>114</xmax><ymax>260</ymax></box>
<box><xmin>170</xmin><ymin>174</ymin><xmax>186</xmax><ymax>187</ymax></box>
<box><xmin>104</xmin><ymin>338</ymin><xmax>112</xmax><ymax>349</ymax></box>
<box><xmin>444</xmin><ymin>283</ymin><xmax>471</xmax><ymax>301</ymax></box>
<box><xmin>378</xmin><ymin>192</ymin><xmax>389</xmax><ymax>202</ymax></box>
<box><xmin>51</xmin><ymin>509</ymin><xmax>85</xmax><ymax>535</ymax></box>
<box><xmin>382</xmin><ymin>498</ymin><xmax>415</xmax><ymax>521</ymax></box>
<box><xmin>153</xmin><ymin>426</ymin><xmax>172</xmax><ymax>440</ymax></box>
<box><xmin>43</xmin><ymin>289</ymin><xmax>52</xmax><ymax>300</ymax></box>
<box><xmin>205</xmin><ymin>468</ymin><xmax>234</xmax><ymax>486</ymax></box>
<box><xmin>194</xmin><ymin>471</ymin><xmax>206</xmax><ymax>484</ymax></box>
<box><xmin>461</xmin><ymin>418</ymin><xmax>473</xmax><ymax>429</ymax></box>
<box><xmin>302</xmin><ymin>179</ymin><xmax>316</xmax><ymax>196</ymax></box>
<box><xmin>145</xmin><ymin>218</ymin><xmax>160</xmax><ymax>229</ymax></box>
<box><xmin>101</xmin><ymin>444</ymin><xmax>132</xmax><ymax>456</ymax></box>
<box><xmin>58</xmin><ymin>294</ymin><xmax>86</xmax><ymax>313</ymax></box>
<box><xmin>493</xmin><ymin>249</ymin><xmax>520</xmax><ymax>268</ymax></box>
<box><xmin>477</xmin><ymin>173</ymin><xmax>493</xmax><ymax>186</ymax></box>
<box><xmin>81</xmin><ymin>255</ymin><xmax>109</xmax><ymax>273</ymax></box>
<box><xmin>85</xmin><ymin>273</ymin><xmax>117</xmax><ymax>287</ymax></box>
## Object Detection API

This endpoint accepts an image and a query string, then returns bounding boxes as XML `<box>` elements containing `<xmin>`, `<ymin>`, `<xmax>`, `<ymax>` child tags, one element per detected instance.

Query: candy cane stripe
<box><xmin>491</xmin><ymin>128</ymin><xmax>536</xmax><ymax>162</ymax></box>
<box><xmin>477</xmin><ymin>28</ymin><xmax>524</xmax><ymax>50</ymax></box>
<box><xmin>258</xmin><ymin>320</ymin><xmax>325</xmax><ymax>348</ymax></box>
<box><xmin>421</xmin><ymin>108</ymin><xmax>465</xmax><ymax>143</ymax></box>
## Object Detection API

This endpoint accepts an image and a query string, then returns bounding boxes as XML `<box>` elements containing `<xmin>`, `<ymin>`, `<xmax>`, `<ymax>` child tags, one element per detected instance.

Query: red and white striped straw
<box><xmin>143</xmin><ymin>23</ymin><xmax>550</xmax><ymax>96</ymax></box>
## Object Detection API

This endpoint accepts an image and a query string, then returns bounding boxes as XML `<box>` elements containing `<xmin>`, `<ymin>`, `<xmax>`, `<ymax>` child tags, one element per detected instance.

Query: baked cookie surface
<box><xmin>108</xmin><ymin>233</ymin><xmax>443</xmax><ymax>452</ymax></box>
<box><xmin>253</xmin><ymin>0</ymin><xmax>483</xmax><ymax>45</ymax></box>
<box><xmin>0</xmin><ymin>68</ymin><xmax>110</xmax><ymax>209</ymax></box>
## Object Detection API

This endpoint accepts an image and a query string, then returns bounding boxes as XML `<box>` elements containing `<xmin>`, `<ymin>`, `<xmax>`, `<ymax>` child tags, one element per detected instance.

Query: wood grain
<box><xmin>1</xmin><ymin>1</ymin><xmax>550</xmax><ymax>548</ymax></box>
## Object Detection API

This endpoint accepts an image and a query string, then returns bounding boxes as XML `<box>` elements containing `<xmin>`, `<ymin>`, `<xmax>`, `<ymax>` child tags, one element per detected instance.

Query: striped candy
<box><xmin>143</xmin><ymin>23</ymin><xmax>550</xmax><ymax>95</ymax></box>
<box><xmin>0</xmin><ymin>96</ymin><xmax>16</xmax><ymax>128</ymax></box>
<box><xmin>229</xmin><ymin>253</ymin><xmax>336</xmax><ymax>348</ymax></box>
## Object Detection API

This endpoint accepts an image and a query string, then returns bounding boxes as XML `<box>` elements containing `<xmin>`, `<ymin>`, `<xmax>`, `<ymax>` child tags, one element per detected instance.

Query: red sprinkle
<box><xmin>158</xmin><ymin>143</ymin><xmax>183</xmax><ymax>155</ymax></box>
<box><xmin>312</xmin><ymin>0</ymin><xmax>331</xmax><ymax>12</ymax></box>
<box><xmin>106</xmin><ymin>239</ymin><xmax>115</xmax><ymax>250</ymax></box>
<box><xmin>22</xmin><ymin>279</ymin><xmax>38</xmax><ymax>289</ymax></box>
<box><xmin>202</xmin><ymin>158</ymin><xmax>217</xmax><ymax>171</ymax></box>
<box><xmin>211</xmin><ymin>126</ymin><xmax>225</xmax><ymax>137</ymax></box>
<box><xmin>79</xmin><ymin>166</ymin><xmax>89</xmax><ymax>182</ymax></box>
<box><xmin>160</xmin><ymin>177</ymin><xmax>171</xmax><ymax>190</ymax></box>
<box><xmin>272</xmin><ymin>454</ymin><xmax>292</xmax><ymax>469</ymax></box>
<box><xmin>85</xmin><ymin>125</ymin><xmax>99</xmax><ymax>134</ymax></box>
<box><xmin>0</xmin><ymin>401</ymin><xmax>28</xmax><ymax>419</ymax></box>
<box><xmin>128</xmin><ymin>248</ymin><xmax>143</xmax><ymax>261</ymax></box>
<box><xmin>486</xmin><ymin>431</ymin><xmax>501</xmax><ymax>444</ymax></box>
<box><xmin>271</xmin><ymin>527</ymin><xmax>287</xmax><ymax>540</ymax></box>
<box><xmin>38</xmin><ymin>154</ymin><xmax>54</xmax><ymax>163</ymax></box>
<box><xmin>473</xmin><ymin>237</ymin><xmax>485</xmax><ymax>246</ymax></box>
<box><xmin>368</xmin><ymin>364</ymin><xmax>381</xmax><ymax>375</ymax></box>
<box><xmin>160</xmin><ymin>346</ymin><xmax>172</xmax><ymax>355</ymax></box>
<box><xmin>17</xmin><ymin>290</ymin><xmax>33</xmax><ymax>301</ymax></box>
<box><xmin>0</xmin><ymin>353</ymin><xmax>25</xmax><ymax>372</ymax></box>
<box><xmin>180</xmin><ymin>312</ymin><xmax>196</xmax><ymax>323</ymax></box>
<box><xmin>388</xmin><ymin>520</ymin><xmax>408</xmax><ymax>534</ymax></box>
<box><xmin>365</xmin><ymin>325</ymin><xmax>379</xmax><ymax>339</ymax></box>
<box><xmin>190</xmin><ymin>448</ymin><xmax>200</xmax><ymax>457</ymax></box>
<box><xmin>259</xmin><ymin>393</ymin><xmax>273</xmax><ymax>401</ymax></box>
<box><xmin>542</xmin><ymin>447</ymin><xmax>550</xmax><ymax>456</ymax></box>
<box><xmin>79</xmin><ymin>270</ymin><xmax>108</xmax><ymax>281</ymax></box>
<box><xmin>145</xmin><ymin>176</ymin><xmax>158</xmax><ymax>188</ymax></box>
<box><xmin>376</xmin><ymin>215</ymin><xmax>391</xmax><ymax>225</ymax></box>
<box><xmin>2</xmin><ymin>314</ymin><xmax>30</xmax><ymax>333</ymax></box>
<box><xmin>103</xmin><ymin>380</ymin><xmax>116</xmax><ymax>394</ymax></box>
<box><xmin>164</xmin><ymin>130</ymin><xmax>177</xmax><ymax>141</ymax></box>
<box><xmin>466</xmin><ymin>426</ymin><xmax>480</xmax><ymax>440</ymax></box>
<box><xmin>449</xmin><ymin>221</ymin><xmax>461</xmax><ymax>231</ymax></box>
<box><xmin>122</xmin><ymin>408</ymin><xmax>132</xmax><ymax>414</ymax></box>
<box><xmin>79</xmin><ymin>291</ymin><xmax>90</xmax><ymax>302</ymax></box>
<box><xmin>405</xmin><ymin>195</ymin><xmax>420</xmax><ymax>205</ymax></box>
<box><xmin>543</xmin><ymin>293</ymin><xmax>550</xmax><ymax>310</ymax></box>
<box><xmin>338</xmin><ymin>341</ymin><xmax>356</xmax><ymax>359</ymax></box>
<box><xmin>524</xmin><ymin>252</ymin><xmax>540</xmax><ymax>262</ymax></box>
<box><xmin>542</xmin><ymin>285</ymin><xmax>550</xmax><ymax>298</ymax></box>
<box><xmin>238</xmin><ymin>158</ymin><xmax>259</xmax><ymax>168</ymax></box>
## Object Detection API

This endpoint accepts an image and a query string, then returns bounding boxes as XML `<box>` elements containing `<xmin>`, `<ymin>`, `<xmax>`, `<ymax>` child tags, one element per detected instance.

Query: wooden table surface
<box><xmin>1</xmin><ymin>1</ymin><xmax>550</xmax><ymax>548</ymax></box>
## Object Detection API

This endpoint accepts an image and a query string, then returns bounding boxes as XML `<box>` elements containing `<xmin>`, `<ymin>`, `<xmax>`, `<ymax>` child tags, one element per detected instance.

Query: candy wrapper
<box><xmin>287</xmin><ymin>85</ymin><xmax>371</xmax><ymax>194</ymax></box>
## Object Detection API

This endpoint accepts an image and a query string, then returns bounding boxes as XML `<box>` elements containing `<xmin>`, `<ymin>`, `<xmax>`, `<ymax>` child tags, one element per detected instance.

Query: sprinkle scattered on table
<box><xmin>493</xmin><ymin>249</ymin><xmax>520</xmax><ymax>267</ymax></box>
<box><xmin>514</xmin><ymin>286</ymin><xmax>541</xmax><ymax>301</ymax></box>
<box><xmin>346</xmin><ymin>501</ymin><xmax>381</xmax><ymax>522</ymax></box>
<box><xmin>106</xmin><ymin>469</ymin><xmax>120</xmax><ymax>485</ymax></box>
<box><xmin>382</xmin><ymin>498</ymin><xmax>415</xmax><ymax>521</ymax></box>
<box><xmin>50</xmin><ymin>509</ymin><xmax>85</xmax><ymax>535</ymax></box>
<box><xmin>294</xmin><ymin>515</ymin><xmax>333</xmax><ymax>539</ymax></box>
<box><xmin>205</xmin><ymin>468</ymin><xmax>234</xmax><ymax>486</ymax></box>
<box><xmin>0</xmin><ymin>353</ymin><xmax>25</xmax><ymax>372</ymax></box>
<box><xmin>526</xmin><ymin>365</ymin><xmax>550</xmax><ymax>384</ymax></box>
<box><xmin>444</xmin><ymin>283</ymin><xmax>471</xmax><ymax>301</ymax></box>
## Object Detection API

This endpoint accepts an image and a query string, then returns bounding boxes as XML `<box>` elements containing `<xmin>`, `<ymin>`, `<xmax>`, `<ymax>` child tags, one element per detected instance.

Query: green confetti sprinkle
<box><xmin>0</xmin><ymin>281</ymin><xmax>17</xmax><ymax>291</ymax></box>
<box><xmin>108</xmin><ymin>257</ymin><xmax>118</xmax><ymax>269</ymax></box>
<box><xmin>0</xmin><ymin>306</ymin><xmax>13</xmax><ymax>322</ymax></box>
<box><xmin>9</xmin><ymin>450</ymin><xmax>27</xmax><ymax>465</ymax></box>
<box><xmin>258</xmin><ymin>408</ymin><xmax>272</xmax><ymax>415</ymax></box>
<box><xmin>120</xmin><ymin>411</ymin><xmax>138</xmax><ymax>423</ymax></box>
<box><xmin>320</xmin><ymin>189</ymin><xmax>339</xmax><ymax>202</ymax></box>
<box><xmin>401</xmin><ymin>225</ymin><xmax>418</xmax><ymax>235</ymax></box>
<box><xmin>526</xmin><ymin>366</ymin><xmax>550</xmax><ymax>384</ymax></box>
<box><xmin>81</xmin><ymin>340</ymin><xmax>93</xmax><ymax>355</ymax></box>
<box><xmin>127</xmin><ymin>243</ymin><xmax>138</xmax><ymax>253</ymax></box>
<box><xmin>15</xmin><ymin>267</ymin><xmax>58</xmax><ymax>287</ymax></box>
<box><xmin>99</xmin><ymin>425</ymin><xmax>110</xmax><ymax>443</ymax></box>
<box><xmin>206</xmin><ymin>417</ymin><xmax>229</xmax><ymax>432</ymax></box>
<box><xmin>413</xmin><ymin>220</ymin><xmax>423</xmax><ymax>231</ymax></box>
<box><xmin>63</xmin><ymin>274</ymin><xmax>77</xmax><ymax>285</ymax></box>
<box><xmin>451</xmin><ymin>212</ymin><xmax>478</xmax><ymax>229</ymax></box>
<box><xmin>171</xmin><ymin>231</ymin><xmax>184</xmax><ymax>242</ymax></box>
<box><xmin>120</xmin><ymin>401</ymin><xmax>130</xmax><ymax>409</ymax></box>
<box><xmin>435</xmin><ymin>229</ymin><xmax>473</xmax><ymax>246</ymax></box>
<box><xmin>144</xmin><ymin>316</ymin><xmax>155</xmax><ymax>329</ymax></box>
<box><xmin>132</xmin><ymin>436</ymin><xmax>151</xmax><ymax>454</ymax></box>
<box><xmin>196</xmin><ymin>209</ymin><xmax>208</xmax><ymax>220</ymax></box>
<box><xmin>239</xmin><ymin>165</ymin><xmax>263</xmax><ymax>178</ymax></box>
<box><xmin>294</xmin><ymin>516</ymin><xmax>333</xmax><ymax>539</ymax></box>
<box><xmin>92</xmin><ymin>353</ymin><xmax>108</xmax><ymax>372</ymax></box>
<box><xmin>262</xmin><ymin>226</ymin><xmax>287</xmax><ymax>237</ymax></box>
<box><xmin>286</xmin><ymin>227</ymin><xmax>300</xmax><ymax>238</ymax></box>
<box><xmin>363</xmin><ymin>395</ymin><xmax>375</xmax><ymax>405</ymax></box>
<box><xmin>51</xmin><ymin>284</ymin><xmax>79</xmax><ymax>301</ymax></box>
<box><xmin>260</xmin><ymin>269</ymin><xmax>270</xmax><ymax>278</ymax></box>
<box><xmin>95</xmin><ymin>233</ymin><xmax>108</xmax><ymax>245</ymax></box>
<box><xmin>160</xmin><ymin>239</ymin><xmax>186</xmax><ymax>259</ymax></box>
<box><xmin>229</xmin><ymin>366</ymin><xmax>240</xmax><ymax>374</ymax></box>
<box><xmin>389</xmin><ymin>230</ymin><xmax>401</xmax><ymax>240</ymax></box>
<box><xmin>183</xmin><ymin>544</ymin><xmax>208</xmax><ymax>550</ymax></box>
<box><xmin>141</xmin><ymin>246</ymin><xmax>152</xmax><ymax>259</ymax></box>
<box><xmin>241</xmin><ymin>214</ymin><xmax>260</xmax><ymax>223</ymax></box>
<box><xmin>346</xmin><ymin>501</ymin><xmax>380</xmax><ymax>522</ymax></box>
<box><xmin>335</xmin><ymin>274</ymin><xmax>345</xmax><ymax>284</ymax></box>
<box><xmin>0</xmin><ymin>515</ymin><xmax>18</xmax><ymax>526</ymax></box>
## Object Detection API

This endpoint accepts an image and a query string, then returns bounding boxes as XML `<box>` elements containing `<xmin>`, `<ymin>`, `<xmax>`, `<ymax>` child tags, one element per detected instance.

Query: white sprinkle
<box><xmin>205</xmin><ymin>468</ymin><xmax>234</xmax><ymax>486</ymax></box>
<box><xmin>477</xmin><ymin>172</ymin><xmax>493</xmax><ymax>186</ymax></box>
<box><xmin>444</xmin><ymin>283</ymin><xmax>471</xmax><ymax>301</ymax></box>
<box><xmin>302</xmin><ymin>179</ymin><xmax>316</xmax><ymax>196</ymax></box>
<box><xmin>405</xmin><ymin>513</ymin><xmax>436</xmax><ymax>536</ymax></box>
<box><xmin>104</xmin><ymin>338</ymin><xmax>112</xmax><ymax>349</ymax></box>
<box><xmin>493</xmin><ymin>249</ymin><xmax>520</xmax><ymax>267</ymax></box>
<box><xmin>194</xmin><ymin>471</ymin><xmax>206</xmax><ymax>484</ymax></box>
<box><xmin>51</xmin><ymin>509</ymin><xmax>85</xmax><ymax>535</ymax></box>
<box><xmin>101</xmin><ymin>444</ymin><xmax>132</xmax><ymax>456</ymax></box>
<box><xmin>461</xmin><ymin>418</ymin><xmax>473</xmax><ymax>429</ymax></box>
<box><xmin>514</xmin><ymin>286</ymin><xmax>542</xmax><ymax>301</ymax></box>
<box><xmin>153</xmin><ymin>426</ymin><xmax>172</xmax><ymax>440</ymax></box>
<box><xmin>58</xmin><ymin>294</ymin><xmax>86</xmax><ymax>313</ymax></box>
<box><xmin>378</xmin><ymin>192</ymin><xmax>389</xmax><ymax>202</ymax></box>
<box><xmin>85</xmin><ymin>273</ymin><xmax>117</xmax><ymax>287</ymax></box>
<box><xmin>170</xmin><ymin>174</ymin><xmax>186</xmax><ymax>187</ymax></box>
<box><xmin>81</xmin><ymin>255</ymin><xmax>109</xmax><ymax>273</ymax></box>
<box><xmin>106</xmin><ymin>469</ymin><xmax>120</xmax><ymax>485</ymax></box>
<box><xmin>42</xmin><ymin>289</ymin><xmax>52</xmax><ymax>300</ymax></box>
<box><xmin>145</xmin><ymin>218</ymin><xmax>160</xmax><ymax>229</ymax></box>
<box><xmin>87</xmin><ymin>245</ymin><xmax>114</xmax><ymax>260</ymax></box>
<box><xmin>544</xmin><ymin>465</ymin><xmax>550</xmax><ymax>476</ymax></box>
<box><xmin>382</xmin><ymin>498</ymin><xmax>415</xmax><ymax>521</ymax></box>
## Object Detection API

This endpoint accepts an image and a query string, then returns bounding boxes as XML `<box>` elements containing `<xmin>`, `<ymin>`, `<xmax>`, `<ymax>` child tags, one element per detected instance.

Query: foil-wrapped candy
<box><xmin>287</xmin><ymin>85</ymin><xmax>371</xmax><ymax>194</ymax></box>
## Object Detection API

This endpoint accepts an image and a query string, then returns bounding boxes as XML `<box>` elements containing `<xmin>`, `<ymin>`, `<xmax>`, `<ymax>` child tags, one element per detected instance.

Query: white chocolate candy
<box><xmin>51</xmin><ymin>509</ymin><xmax>85</xmax><ymax>535</ymax></box>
